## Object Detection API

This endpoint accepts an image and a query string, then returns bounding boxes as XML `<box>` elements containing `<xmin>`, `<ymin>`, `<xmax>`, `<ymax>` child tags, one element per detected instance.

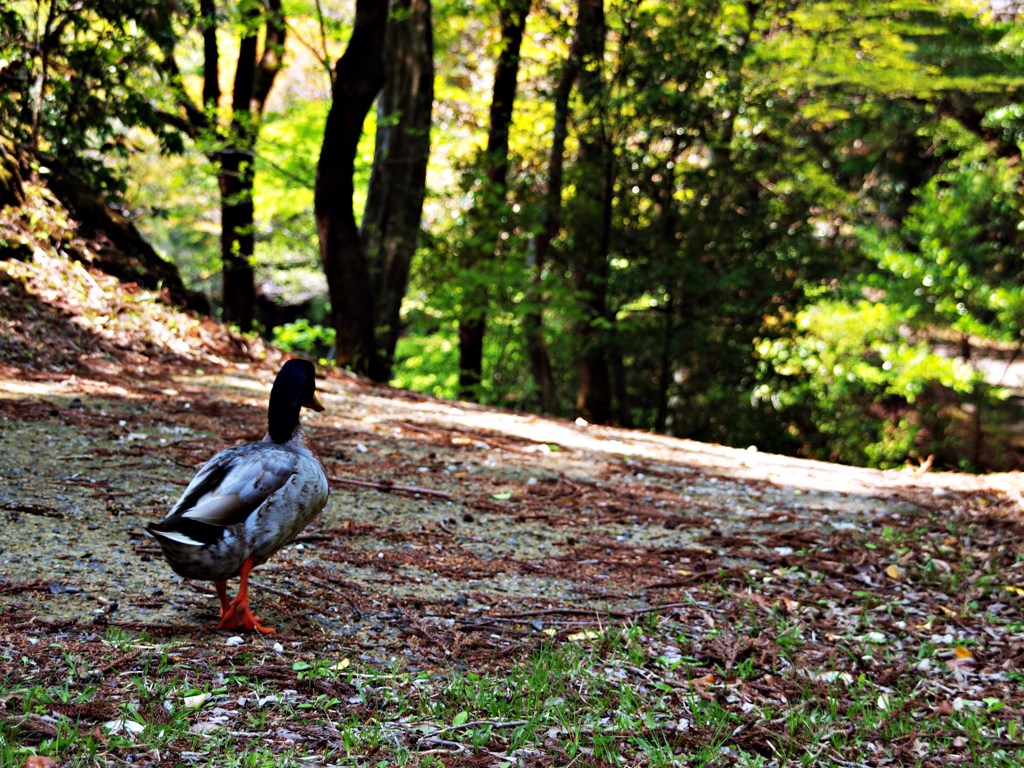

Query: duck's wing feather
<box><xmin>161</xmin><ymin>444</ymin><xmax>300</xmax><ymax>530</ymax></box>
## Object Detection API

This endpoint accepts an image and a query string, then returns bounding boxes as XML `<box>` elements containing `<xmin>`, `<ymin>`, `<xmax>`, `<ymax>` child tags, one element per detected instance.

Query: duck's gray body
<box><xmin>148</xmin><ymin>431</ymin><xmax>329</xmax><ymax>581</ymax></box>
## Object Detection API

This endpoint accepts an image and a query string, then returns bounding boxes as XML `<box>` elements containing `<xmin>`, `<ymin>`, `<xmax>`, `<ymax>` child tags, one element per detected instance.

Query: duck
<box><xmin>147</xmin><ymin>359</ymin><xmax>330</xmax><ymax>634</ymax></box>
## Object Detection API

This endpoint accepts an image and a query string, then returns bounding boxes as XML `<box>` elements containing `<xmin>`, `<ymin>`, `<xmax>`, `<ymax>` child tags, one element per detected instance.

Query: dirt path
<box><xmin>1</xmin><ymin>366</ymin><xmax>1020</xmax><ymax>665</ymax></box>
<box><xmin>2</xmin><ymin>365</ymin><xmax>1023</xmax><ymax>765</ymax></box>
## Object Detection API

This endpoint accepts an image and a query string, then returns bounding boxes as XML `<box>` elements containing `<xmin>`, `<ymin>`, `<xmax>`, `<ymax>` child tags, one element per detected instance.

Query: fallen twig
<box><xmin>427</xmin><ymin>719</ymin><xmax>529</xmax><ymax>737</ymax></box>
<box><xmin>0</xmin><ymin>580</ymin><xmax>51</xmax><ymax>595</ymax></box>
<box><xmin>329</xmin><ymin>475</ymin><xmax>454</xmax><ymax>500</ymax></box>
<box><xmin>416</xmin><ymin>720</ymin><xmax>530</xmax><ymax>756</ymax></box>
<box><xmin>456</xmin><ymin>602</ymin><xmax>699</xmax><ymax>634</ymax></box>
<box><xmin>416</xmin><ymin>738</ymin><xmax>470</xmax><ymax>753</ymax></box>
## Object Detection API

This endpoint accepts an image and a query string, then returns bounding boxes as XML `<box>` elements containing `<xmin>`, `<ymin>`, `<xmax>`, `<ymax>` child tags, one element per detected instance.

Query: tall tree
<box><xmin>315</xmin><ymin>0</ymin><xmax>389</xmax><ymax>380</ymax></box>
<box><xmin>565</xmin><ymin>0</ymin><xmax>615</xmax><ymax>423</ymax></box>
<box><xmin>525</xmin><ymin>0</ymin><xmax>592</xmax><ymax>416</ymax></box>
<box><xmin>158</xmin><ymin>0</ymin><xmax>286</xmax><ymax>331</ymax></box>
<box><xmin>457</xmin><ymin>0</ymin><xmax>532</xmax><ymax>400</ymax></box>
<box><xmin>363</xmin><ymin>0</ymin><xmax>435</xmax><ymax>378</ymax></box>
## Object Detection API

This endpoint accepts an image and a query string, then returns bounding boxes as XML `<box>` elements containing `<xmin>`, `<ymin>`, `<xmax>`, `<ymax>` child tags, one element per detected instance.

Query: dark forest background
<box><xmin>2</xmin><ymin>0</ymin><xmax>1023</xmax><ymax>470</ymax></box>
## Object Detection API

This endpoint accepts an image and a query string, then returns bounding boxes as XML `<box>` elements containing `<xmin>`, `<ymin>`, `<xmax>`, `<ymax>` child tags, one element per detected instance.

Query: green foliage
<box><xmin>860</xmin><ymin>148</ymin><xmax>1024</xmax><ymax>343</ymax></box>
<box><xmin>130</xmin><ymin>7</ymin><xmax>343</xmax><ymax>310</ymax></box>
<box><xmin>393</xmin><ymin>253</ymin><xmax>544</xmax><ymax>406</ymax></box>
<box><xmin>752</xmin><ymin>118</ymin><xmax>1024</xmax><ymax>470</ymax></box>
<box><xmin>0</xmin><ymin>1</ymin><xmax>179</xmax><ymax>194</ymax></box>
<box><xmin>128</xmin><ymin>145</ymin><xmax>221</xmax><ymax>291</ymax></box>
<box><xmin>398</xmin><ymin>0</ymin><xmax>1024</xmax><ymax>470</ymax></box>
<box><xmin>756</xmin><ymin>299</ymin><xmax>990</xmax><ymax>468</ymax></box>
<box><xmin>270</xmin><ymin>318</ymin><xmax>334</xmax><ymax>357</ymax></box>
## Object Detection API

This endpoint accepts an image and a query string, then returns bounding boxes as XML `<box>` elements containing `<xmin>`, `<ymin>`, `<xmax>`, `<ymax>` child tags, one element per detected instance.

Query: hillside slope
<box><xmin>1</xmin><ymin>185</ymin><xmax>1023</xmax><ymax>766</ymax></box>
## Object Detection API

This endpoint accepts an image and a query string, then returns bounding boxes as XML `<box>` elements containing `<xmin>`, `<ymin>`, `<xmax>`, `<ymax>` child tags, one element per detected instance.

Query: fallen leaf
<box><xmin>953</xmin><ymin>646</ymin><xmax>973</xmax><ymax>660</ymax></box>
<box><xmin>885</xmin><ymin>564</ymin><xmax>902</xmax><ymax>581</ymax></box>
<box><xmin>104</xmin><ymin>719</ymin><xmax>145</xmax><ymax>736</ymax></box>
<box><xmin>817</xmin><ymin>670</ymin><xmax>853</xmax><ymax>685</ymax></box>
<box><xmin>567</xmin><ymin>629</ymin><xmax>600</xmax><ymax>642</ymax></box>
<box><xmin>947</xmin><ymin>657</ymin><xmax>972</xmax><ymax>684</ymax></box>
<box><xmin>780</xmin><ymin>597</ymin><xmax>799</xmax><ymax>614</ymax></box>
<box><xmin>181</xmin><ymin>693</ymin><xmax>209</xmax><ymax>708</ymax></box>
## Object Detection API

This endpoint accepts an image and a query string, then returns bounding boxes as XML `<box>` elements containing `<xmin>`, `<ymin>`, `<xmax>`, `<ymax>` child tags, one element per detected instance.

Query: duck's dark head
<box><xmin>268</xmin><ymin>359</ymin><xmax>325</xmax><ymax>443</ymax></box>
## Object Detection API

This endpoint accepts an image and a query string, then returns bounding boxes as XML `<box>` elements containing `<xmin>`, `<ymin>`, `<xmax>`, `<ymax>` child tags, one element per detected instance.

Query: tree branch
<box><xmin>253</xmin><ymin>0</ymin><xmax>286</xmax><ymax>110</ymax></box>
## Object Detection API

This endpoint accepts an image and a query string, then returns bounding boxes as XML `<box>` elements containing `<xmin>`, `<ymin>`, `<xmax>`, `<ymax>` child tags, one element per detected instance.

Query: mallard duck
<box><xmin>147</xmin><ymin>359</ymin><xmax>330</xmax><ymax>634</ymax></box>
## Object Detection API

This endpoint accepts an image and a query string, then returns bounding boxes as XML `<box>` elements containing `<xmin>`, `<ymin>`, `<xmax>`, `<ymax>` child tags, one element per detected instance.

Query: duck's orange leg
<box><xmin>217</xmin><ymin>557</ymin><xmax>275</xmax><ymax>634</ymax></box>
<box><xmin>214</xmin><ymin>580</ymin><xmax>231</xmax><ymax>616</ymax></box>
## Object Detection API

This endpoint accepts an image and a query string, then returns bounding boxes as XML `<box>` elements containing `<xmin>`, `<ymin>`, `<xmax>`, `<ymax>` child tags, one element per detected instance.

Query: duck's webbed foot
<box><xmin>215</xmin><ymin>557</ymin><xmax>275</xmax><ymax>634</ymax></box>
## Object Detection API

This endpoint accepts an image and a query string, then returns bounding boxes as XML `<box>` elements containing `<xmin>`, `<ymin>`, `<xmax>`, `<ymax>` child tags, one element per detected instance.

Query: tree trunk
<box><xmin>568</xmin><ymin>0</ymin><xmax>614</xmax><ymax>424</ymax></box>
<box><xmin>315</xmin><ymin>0</ymin><xmax>389</xmax><ymax>380</ymax></box>
<box><xmin>200</xmin><ymin>0</ymin><xmax>220</xmax><ymax>112</ymax></box>
<box><xmin>654</xmin><ymin>294</ymin><xmax>674</xmax><ymax>433</ymax></box>
<box><xmin>527</xmin><ymin>1</ymin><xmax>588</xmax><ymax>414</ymax></box>
<box><xmin>362</xmin><ymin>0</ymin><xmax>435</xmax><ymax>379</ymax></box>
<box><xmin>218</xmin><ymin>150</ymin><xmax>257</xmax><ymax>330</ymax></box>
<box><xmin>217</xmin><ymin>0</ymin><xmax>285</xmax><ymax>332</ymax></box>
<box><xmin>458</xmin><ymin>320</ymin><xmax>486</xmax><ymax>398</ymax></box>
<box><xmin>457</xmin><ymin>0</ymin><xmax>531</xmax><ymax>400</ymax></box>
<box><xmin>158</xmin><ymin>0</ymin><xmax>284</xmax><ymax>329</ymax></box>
<box><xmin>523</xmin><ymin>241</ymin><xmax>559</xmax><ymax>412</ymax></box>
<box><xmin>653</xmin><ymin>136</ymin><xmax>682</xmax><ymax>433</ymax></box>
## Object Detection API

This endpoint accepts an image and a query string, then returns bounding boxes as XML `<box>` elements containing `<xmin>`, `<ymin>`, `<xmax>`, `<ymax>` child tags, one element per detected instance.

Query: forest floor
<box><xmin>0</xmin><ymin>249</ymin><xmax>1023</xmax><ymax>767</ymax></box>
